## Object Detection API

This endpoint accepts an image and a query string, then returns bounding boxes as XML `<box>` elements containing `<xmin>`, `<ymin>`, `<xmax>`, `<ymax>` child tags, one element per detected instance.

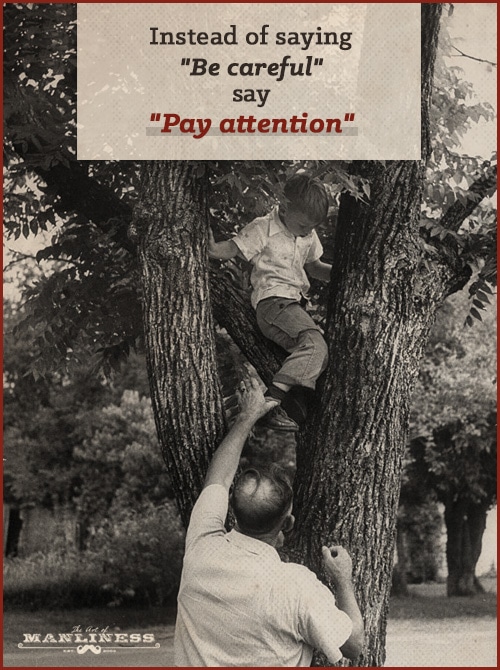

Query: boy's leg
<box><xmin>256</xmin><ymin>298</ymin><xmax>328</xmax><ymax>390</ymax></box>
<box><xmin>256</xmin><ymin>298</ymin><xmax>328</xmax><ymax>426</ymax></box>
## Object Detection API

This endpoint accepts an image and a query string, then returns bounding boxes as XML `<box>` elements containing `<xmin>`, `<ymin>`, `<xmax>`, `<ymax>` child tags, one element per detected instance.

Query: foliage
<box><xmin>87</xmin><ymin>502</ymin><xmax>184</xmax><ymax>607</ymax></box>
<box><xmin>4</xmin><ymin>297</ymin><xmax>172</xmax><ymax>527</ymax></box>
<box><xmin>423</xmin><ymin>13</ymin><xmax>496</xmax><ymax>309</ymax></box>
<box><xmin>4</xmin><ymin>300</ymin><xmax>96</xmax><ymax>507</ymax></box>
<box><xmin>4</xmin><ymin>549</ymin><xmax>108</xmax><ymax>610</ymax></box>
<box><xmin>4</xmin><ymin>503</ymin><xmax>184</xmax><ymax>610</ymax></box>
<box><xmin>398</xmin><ymin>286</ymin><xmax>496</xmax><ymax>587</ymax></box>
<box><xmin>411</xmin><ymin>288</ymin><xmax>496</xmax><ymax>435</ymax></box>
<box><xmin>407</xmin><ymin>287</ymin><xmax>496</xmax><ymax>508</ymax></box>
<box><xmin>397</xmin><ymin>501</ymin><xmax>443</xmax><ymax>584</ymax></box>
<box><xmin>4</xmin><ymin>295</ymin><xmax>182</xmax><ymax>607</ymax></box>
<box><xmin>5</xmin><ymin>380</ymin><xmax>174</xmax><ymax>530</ymax></box>
<box><xmin>73</xmin><ymin>390</ymin><xmax>173</xmax><ymax>528</ymax></box>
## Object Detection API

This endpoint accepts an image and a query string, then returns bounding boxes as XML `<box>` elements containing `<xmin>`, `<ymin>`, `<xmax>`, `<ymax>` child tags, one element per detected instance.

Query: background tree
<box><xmin>393</xmin><ymin>491</ymin><xmax>443</xmax><ymax>596</ymax></box>
<box><xmin>3</xmin><ymin>3</ymin><xmax>496</xmax><ymax>666</ymax></box>
<box><xmin>408</xmin><ymin>289</ymin><xmax>496</xmax><ymax>596</ymax></box>
<box><xmin>394</xmin><ymin>287</ymin><xmax>496</xmax><ymax>597</ymax></box>
<box><xmin>4</xmin><ymin>296</ymin><xmax>172</xmax><ymax>540</ymax></box>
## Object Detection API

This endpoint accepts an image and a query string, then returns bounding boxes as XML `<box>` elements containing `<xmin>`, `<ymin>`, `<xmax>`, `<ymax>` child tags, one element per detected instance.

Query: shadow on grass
<box><xmin>5</xmin><ymin>580</ymin><xmax>496</xmax><ymax>651</ymax></box>
<box><xmin>389</xmin><ymin>579</ymin><xmax>497</xmax><ymax>620</ymax></box>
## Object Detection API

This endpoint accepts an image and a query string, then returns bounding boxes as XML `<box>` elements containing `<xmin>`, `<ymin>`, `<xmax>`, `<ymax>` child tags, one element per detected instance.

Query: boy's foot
<box><xmin>281</xmin><ymin>390</ymin><xmax>308</xmax><ymax>425</ymax></box>
<box><xmin>258</xmin><ymin>405</ymin><xmax>299</xmax><ymax>433</ymax></box>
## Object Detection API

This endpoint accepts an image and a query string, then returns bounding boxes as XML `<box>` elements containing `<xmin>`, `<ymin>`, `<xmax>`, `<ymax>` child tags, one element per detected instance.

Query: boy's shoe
<box><xmin>281</xmin><ymin>389</ymin><xmax>308</xmax><ymax>425</ymax></box>
<box><xmin>259</xmin><ymin>405</ymin><xmax>299</xmax><ymax>433</ymax></box>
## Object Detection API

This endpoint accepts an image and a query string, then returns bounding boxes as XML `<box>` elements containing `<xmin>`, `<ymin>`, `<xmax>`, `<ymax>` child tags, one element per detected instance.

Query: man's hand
<box><xmin>237</xmin><ymin>378</ymin><xmax>278</xmax><ymax>424</ymax></box>
<box><xmin>322</xmin><ymin>545</ymin><xmax>353</xmax><ymax>585</ymax></box>
<box><xmin>203</xmin><ymin>378</ymin><xmax>277</xmax><ymax>491</ymax></box>
<box><xmin>321</xmin><ymin>545</ymin><xmax>365</xmax><ymax>660</ymax></box>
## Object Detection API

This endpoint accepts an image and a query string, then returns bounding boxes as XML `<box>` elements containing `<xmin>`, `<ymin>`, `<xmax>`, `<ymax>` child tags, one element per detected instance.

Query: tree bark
<box><xmin>444</xmin><ymin>496</ymin><xmax>489</xmax><ymax>596</ymax></box>
<box><xmin>286</xmin><ymin>7</ymin><xmax>444</xmax><ymax>666</ymax></box>
<box><xmin>132</xmin><ymin>162</ymin><xmax>226</xmax><ymax>525</ymax></box>
<box><xmin>290</xmin><ymin>163</ymin><xmax>438</xmax><ymax>667</ymax></box>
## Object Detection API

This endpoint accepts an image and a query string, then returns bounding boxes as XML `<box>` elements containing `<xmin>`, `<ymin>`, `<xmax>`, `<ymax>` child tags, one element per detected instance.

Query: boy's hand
<box><xmin>208</xmin><ymin>227</ymin><xmax>239</xmax><ymax>261</ymax></box>
<box><xmin>208</xmin><ymin>227</ymin><xmax>217</xmax><ymax>256</ymax></box>
<box><xmin>322</xmin><ymin>545</ymin><xmax>353</xmax><ymax>585</ymax></box>
<box><xmin>237</xmin><ymin>378</ymin><xmax>278</xmax><ymax>423</ymax></box>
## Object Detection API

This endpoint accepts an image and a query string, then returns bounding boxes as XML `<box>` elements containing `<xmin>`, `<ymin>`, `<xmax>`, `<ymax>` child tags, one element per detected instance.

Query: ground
<box><xmin>3</xmin><ymin>580</ymin><xmax>496</xmax><ymax>667</ymax></box>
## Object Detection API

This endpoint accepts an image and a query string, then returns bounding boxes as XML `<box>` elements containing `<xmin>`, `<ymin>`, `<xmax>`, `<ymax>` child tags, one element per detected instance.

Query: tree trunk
<box><xmin>444</xmin><ymin>496</ymin><xmax>488</xmax><ymax>596</ymax></box>
<box><xmin>287</xmin><ymin>7</ymin><xmax>444</xmax><ymax>666</ymax></box>
<box><xmin>132</xmin><ymin>162</ymin><xmax>226</xmax><ymax>525</ymax></box>
<box><xmin>391</xmin><ymin>515</ymin><xmax>410</xmax><ymax>597</ymax></box>
<box><xmin>290</xmin><ymin>164</ymin><xmax>436</xmax><ymax>667</ymax></box>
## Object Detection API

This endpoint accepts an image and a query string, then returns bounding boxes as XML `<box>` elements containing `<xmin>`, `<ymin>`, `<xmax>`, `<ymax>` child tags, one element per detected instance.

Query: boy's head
<box><xmin>231</xmin><ymin>464</ymin><xmax>294</xmax><ymax>545</ymax></box>
<box><xmin>279</xmin><ymin>173</ymin><xmax>328</xmax><ymax>237</ymax></box>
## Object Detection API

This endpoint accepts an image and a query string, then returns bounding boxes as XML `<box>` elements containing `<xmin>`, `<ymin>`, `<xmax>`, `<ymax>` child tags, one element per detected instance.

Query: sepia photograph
<box><xmin>3</xmin><ymin>2</ymin><xmax>497</xmax><ymax>667</ymax></box>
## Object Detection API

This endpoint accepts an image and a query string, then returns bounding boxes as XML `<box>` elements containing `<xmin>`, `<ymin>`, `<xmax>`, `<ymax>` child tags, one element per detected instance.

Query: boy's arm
<box><xmin>305</xmin><ymin>259</ymin><xmax>332</xmax><ymax>282</ymax></box>
<box><xmin>208</xmin><ymin>227</ymin><xmax>240</xmax><ymax>261</ymax></box>
<box><xmin>204</xmin><ymin>379</ymin><xmax>278</xmax><ymax>491</ymax></box>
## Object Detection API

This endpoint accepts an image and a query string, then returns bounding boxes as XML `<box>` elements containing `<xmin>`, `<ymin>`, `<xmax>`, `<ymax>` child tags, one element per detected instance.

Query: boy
<box><xmin>209</xmin><ymin>173</ymin><xmax>332</xmax><ymax>432</ymax></box>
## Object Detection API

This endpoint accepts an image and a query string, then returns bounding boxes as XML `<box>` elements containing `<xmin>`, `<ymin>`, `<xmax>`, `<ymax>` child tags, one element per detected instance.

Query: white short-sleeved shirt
<box><xmin>174</xmin><ymin>485</ymin><xmax>352</xmax><ymax>667</ymax></box>
<box><xmin>232</xmin><ymin>208</ymin><xmax>323</xmax><ymax>309</ymax></box>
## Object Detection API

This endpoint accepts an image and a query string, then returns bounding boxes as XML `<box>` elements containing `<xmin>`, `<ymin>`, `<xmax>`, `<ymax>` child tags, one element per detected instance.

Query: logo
<box><xmin>19</xmin><ymin>625</ymin><xmax>161</xmax><ymax>655</ymax></box>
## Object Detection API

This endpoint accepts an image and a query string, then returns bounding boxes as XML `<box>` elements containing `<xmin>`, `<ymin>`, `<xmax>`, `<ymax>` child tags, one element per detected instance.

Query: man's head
<box><xmin>279</xmin><ymin>173</ymin><xmax>328</xmax><ymax>237</ymax></box>
<box><xmin>231</xmin><ymin>464</ymin><xmax>294</xmax><ymax>546</ymax></box>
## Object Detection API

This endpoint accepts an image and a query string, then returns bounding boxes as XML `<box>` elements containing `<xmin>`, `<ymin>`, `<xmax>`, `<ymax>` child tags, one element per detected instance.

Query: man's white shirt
<box><xmin>174</xmin><ymin>485</ymin><xmax>352</xmax><ymax>667</ymax></box>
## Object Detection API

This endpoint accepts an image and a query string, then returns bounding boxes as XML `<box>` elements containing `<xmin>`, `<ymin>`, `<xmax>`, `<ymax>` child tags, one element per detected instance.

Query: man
<box><xmin>174</xmin><ymin>378</ymin><xmax>365</xmax><ymax>666</ymax></box>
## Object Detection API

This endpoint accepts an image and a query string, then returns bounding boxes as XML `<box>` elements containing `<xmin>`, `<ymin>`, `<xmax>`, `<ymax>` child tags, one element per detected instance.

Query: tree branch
<box><xmin>209</xmin><ymin>266</ymin><xmax>284</xmax><ymax>386</ymax></box>
<box><xmin>429</xmin><ymin>164</ymin><xmax>497</xmax><ymax>298</ymax></box>
<box><xmin>12</xmin><ymin>150</ymin><xmax>136</xmax><ymax>255</ymax></box>
<box><xmin>3</xmin><ymin>250</ymin><xmax>41</xmax><ymax>273</ymax></box>
<box><xmin>451</xmin><ymin>45</ymin><xmax>497</xmax><ymax>68</ymax></box>
<box><xmin>438</xmin><ymin>163</ymin><xmax>497</xmax><ymax>233</ymax></box>
<box><xmin>422</xmin><ymin>3</ymin><xmax>444</xmax><ymax>162</ymax></box>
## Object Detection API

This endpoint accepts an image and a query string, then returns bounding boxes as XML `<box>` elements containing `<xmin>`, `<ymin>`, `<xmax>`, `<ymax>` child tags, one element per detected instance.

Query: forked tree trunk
<box><xmin>444</xmin><ymin>497</ymin><xmax>488</xmax><ymax>596</ymax></box>
<box><xmin>130</xmin><ymin>5</ymin><xmax>489</xmax><ymax>666</ymax></box>
<box><xmin>131</xmin><ymin>162</ymin><xmax>226</xmax><ymax>526</ymax></box>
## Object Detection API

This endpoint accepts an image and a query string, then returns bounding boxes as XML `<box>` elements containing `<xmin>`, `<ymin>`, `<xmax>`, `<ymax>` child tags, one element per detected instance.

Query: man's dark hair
<box><xmin>282</xmin><ymin>173</ymin><xmax>329</xmax><ymax>224</ymax></box>
<box><xmin>231</xmin><ymin>464</ymin><xmax>293</xmax><ymax>536</ymax></box>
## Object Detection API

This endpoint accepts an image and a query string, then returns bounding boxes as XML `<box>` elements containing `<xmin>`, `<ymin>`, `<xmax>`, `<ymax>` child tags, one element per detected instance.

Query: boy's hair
<box><xmin>231</xmin><ymin>464</ymin><xmax>293</xmax><ymax>536</ymax></box>
<box><xmin>282</xmin><ymin>173</ymin><xmax>329</xmax><ymax>224</ymax></box>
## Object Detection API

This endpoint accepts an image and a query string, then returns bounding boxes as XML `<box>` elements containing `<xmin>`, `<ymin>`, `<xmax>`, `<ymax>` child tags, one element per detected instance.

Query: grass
<box><xmin>4</xmin><ymin>580</ymin><xmax>496</xmax><ymax>651</ymax></box>
<box><xmin>3</xmin><ymin>605</ymin><xmax>178</xmax><ymax>650</ymax></box>
<box><xmin>389</xmin><ymin>579</ymin><xmax>497</xmax><ymax>619</ymax></box>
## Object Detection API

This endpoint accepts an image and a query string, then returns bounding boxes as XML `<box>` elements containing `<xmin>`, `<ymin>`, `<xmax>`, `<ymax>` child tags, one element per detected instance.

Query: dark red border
<box><xmin>1</xmin><ymin>3</ymin><xmax>497</xmax><ymax>670</ymax></box>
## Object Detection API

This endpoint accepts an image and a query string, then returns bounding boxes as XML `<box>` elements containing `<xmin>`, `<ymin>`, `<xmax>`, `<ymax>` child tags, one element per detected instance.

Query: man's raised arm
<box><xmin>204</xmin><ymin>378</ymin><xmax>277</xmax><ymax>491</ymax></box>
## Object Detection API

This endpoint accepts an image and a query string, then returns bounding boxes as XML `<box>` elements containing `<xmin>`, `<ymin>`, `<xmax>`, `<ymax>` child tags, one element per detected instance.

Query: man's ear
<box><xmin>282</xmin><ymin>514</ymin><xmax>295</xmax><ymax>533</ymax></box>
